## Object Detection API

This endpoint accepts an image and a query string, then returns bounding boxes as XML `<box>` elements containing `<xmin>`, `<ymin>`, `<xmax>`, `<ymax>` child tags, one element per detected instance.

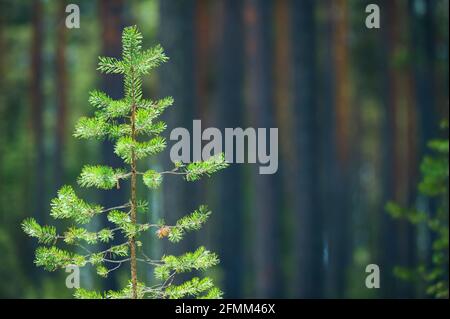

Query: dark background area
<box><xmin>0</xmin><ymin>0</ymin><xmax>448</xmax><ymax>298</ymax></box>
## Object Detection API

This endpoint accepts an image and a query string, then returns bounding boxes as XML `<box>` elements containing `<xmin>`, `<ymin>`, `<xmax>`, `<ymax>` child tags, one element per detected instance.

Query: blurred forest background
<box><xmin>0</xmin><ymin>0</ymin><xmax>448</xmax><ymax>298</ymax></box>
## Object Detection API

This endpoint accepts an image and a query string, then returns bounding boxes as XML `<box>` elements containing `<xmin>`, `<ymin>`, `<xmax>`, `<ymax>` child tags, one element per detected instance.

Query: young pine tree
<box><xmin>386</xmin><ymin>120</ymin><xmax>449</xmax><ymax>298</ymax></box>
<box><xmin>22</xmin><ymin>26</ymin><xmax>228</xmax><ymax>299</ymax></box>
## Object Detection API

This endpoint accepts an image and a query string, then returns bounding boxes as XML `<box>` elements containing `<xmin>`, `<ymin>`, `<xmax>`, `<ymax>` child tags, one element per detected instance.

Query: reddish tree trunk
<box><xmin>244</xmin><ymin>0</ymin><xmax>281</xmax><ymax>298</ymax></box>
<box><xmin>31</xmin><ymin>0</ymin><xmax>45</xmax><ymax>223</ymax></box>
<box><xmin>99</xmin><ymin>0</ymin><xmax>125</xmax><ymax>292</ymax></box>
<box><xmin>55</xmin><ymin>0</ymin><xmax>68</xmax><ymax>189</ymax></box>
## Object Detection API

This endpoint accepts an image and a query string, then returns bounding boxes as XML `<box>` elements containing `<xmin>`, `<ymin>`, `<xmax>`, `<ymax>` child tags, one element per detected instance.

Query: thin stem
<box><xmin>129</xmin><ymin>67</ymin><xmax>138</xmax><ymax>299</ymax></box>
<box><xmin>104</xmin><ymin>258</ymin><xmax>130</xmax><ymax>264</ymax></box>
<box><xmin>100</xmin><ymin>203</ymin><xmax>131</xmax><ymax>214</ymax></box>
<box><xmin>160</xmin><ymin>167</ymin><xmax>187</xmax><ymax>176</ymax></box>
<box><xmin>78</xmin><ymin>242</ymin><xmax>128</xmax><ymax>258</ymax></box>
<box><xmin>107</xmin><ymin>262</ymin><xmax>124</xmax><ymax>275</ymax></box>
<box><xmin>160</xmin><ymin>171</ymin><xmax>186</xmax><ymax>176</ymax></box>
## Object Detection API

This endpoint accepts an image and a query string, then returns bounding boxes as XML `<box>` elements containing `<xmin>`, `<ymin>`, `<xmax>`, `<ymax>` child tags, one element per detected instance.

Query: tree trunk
<box><xmin>158</xmin><ymin>0</ymin><xmax>196</xmax><ymax>259</ymax></box>
<box><xmin>323</xmin><ymin>0</ymin><xmax>352</xmax><ymax>298</ymax></box>
<box><xmin>244</xmin><ymin>0</ymin><xmax>281</xmax><ymax>298</ymax></box>
<box><xmin>380</xmin><ymin>0</ymin><xmax>417</xmax><ymax>298</ymax></box>
<box><xmin>31</xmin><ymin>0</ymin><xmax>45</xmax><ymax>223</ymax></box>
<box><xmin>130</xmin><ymin>71</ymin><xmax>138</xmax><ymax>299</ymax></box>
<box><xmin>214</xmin><ymin>0</ymin><xmax>245</xmax><ymax>298</ymax></box>
<box><xmin>99</xmin><ymin>0</ymin><xmax>125</xmax><ymax>292</ymax></box>
<box><xmin>290</xmin><ymin>0</ymin><xmax>323</xmax><ymax>298</ymax></box>
<box><xmin>273</xmin><ymin>0</ymin><xmax>292</xmax><ymax>297</ymax></box>
<box><xmin>408</xmin><ymin>0</ymin><xmax>439</xmax><ymax>297</ymax></box>
<box><xmin>55</xmin><ymin>0</ymin><xmax>67</xmax><ymax>189</ymax></box>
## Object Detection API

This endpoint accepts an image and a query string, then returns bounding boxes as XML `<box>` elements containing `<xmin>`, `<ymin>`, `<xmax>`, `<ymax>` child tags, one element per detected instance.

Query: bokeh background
<box><xmin>0</xmin><ymin>0</ymin><xmax>448</xmax><ymax>298</ymax></box>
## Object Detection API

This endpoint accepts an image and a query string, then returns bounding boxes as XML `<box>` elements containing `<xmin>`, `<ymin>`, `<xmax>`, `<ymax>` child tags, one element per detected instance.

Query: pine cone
<box><xmin>156</xmin><ymin>226</ymin><xmax>170</xmax><ymax>238</ymax></box>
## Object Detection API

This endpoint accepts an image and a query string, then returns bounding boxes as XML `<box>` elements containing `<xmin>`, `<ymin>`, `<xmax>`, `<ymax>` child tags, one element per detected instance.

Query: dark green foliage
<box><xmin>386</xmin><ymin>120</ymin><xmax>449</xmax><ymax>298</ymax></box>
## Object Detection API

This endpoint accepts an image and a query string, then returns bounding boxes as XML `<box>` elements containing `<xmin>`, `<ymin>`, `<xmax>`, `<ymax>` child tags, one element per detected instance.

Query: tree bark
<box><xmin>99</xmin><ymin>0</ymin><xmax>125</xmax><ymax>292</ymax></box>
<box><xmin>323</xmin><ymin>0</ymin><xmax>352</xmax><ymax>298</ymax></box>
<box><xmin>159</xmin><ymin>0</ymin><xmax>196</xmax><ymax>259</ymax></box>
<box><xmin>55</xmin><ymin>0</ymin><xmax>67</xmax><ymax>189</ymax></box>
<box><xmin>214</xmin><ymin>0</ymin><xmax>245</xmax><ymax>298</ymax></box>
<box><xmin>244</xmin><ymin>0</ymin><xmax>281</xmax><ymax>298</ymax></box>
<box><xmin>379</xmin><ymin>0</ymin><xmax>418</xmax><ymax>298</ymax></box>
<box><xmin>290</xmin><ymin>0</ymin><xmax>323</xmax><ymax>298</ymax></box>
<box><xmin>130</xmin><ymin>69</ymin><xmax>138</xmax><ymax>299</ymax></box>
<box><xmin>31</xmin><ymin>0</ymin><xmax>45</xmax><ymax>223</ymax></box>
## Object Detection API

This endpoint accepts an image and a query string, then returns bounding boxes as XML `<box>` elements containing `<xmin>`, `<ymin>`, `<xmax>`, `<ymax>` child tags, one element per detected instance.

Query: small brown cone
<box><xmin>156</xmin><ymin>226</ymin><xmax>170</xmax><ymax>239</ymax></box>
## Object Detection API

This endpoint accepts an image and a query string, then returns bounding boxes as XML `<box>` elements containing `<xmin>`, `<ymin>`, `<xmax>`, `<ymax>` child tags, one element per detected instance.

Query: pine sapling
<box><xmin>22</xmin><ymin>25</ymin><xmax>228</xmax><ymax>299</ymax></box>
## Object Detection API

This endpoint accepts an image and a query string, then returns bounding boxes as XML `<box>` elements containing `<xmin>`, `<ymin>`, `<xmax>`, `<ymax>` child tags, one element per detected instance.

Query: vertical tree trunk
<box><xmin>0</xmin><ymin>2</ymin><xmax>4</xmax><ymax>197</ymax></box>
<box><xmin>380</xmin><ymin>0</ymin><xmax>417</xmax><ymax>298</ymax></box>
<box><xmin>273</xmin><ymin>0</ymin><xmax>292</xmax><ymax>297</ymax></box>
<box><xmin>193</xmin><ymin>0</ymin><xmax>210</xmax><ymax>252</ymax></box>
<box><xmin>324</xmin><ymin>0</ymin><xmax>352</xmax><ymax>298</ymax></box>
<box><xmin>378</xmin><ymin>0</ymin><xmax>397</xmax><ymax>298</ymax></box>
<box><xmin>432</xmin><ymin>0</ymin><xmax>449</xmax><ymax>118</ymax></box>
<box><xmin>55</xmin><ymin>0</ymin><xmax>67</xmax><ymax>189</ymax></box>
<box><xmin>408</xmin><ymin>0</ymin><xmax>439</xmax><ymax>296</ymax></box>
<box><xmin>410</xmin><ymin>0</ymin><xmax>438</xmax><ymax>154</ymax></box>
<box><xmin>244</xmin><ymin>0</ymin><xmax>281</xmax><ymax>298</ymax></box>
<box><xmin>215</xmin><ymin>0</ymin><xmax>245</xmax><ymax>298</ymax></box>
<box><xmin>31</xmin><ymin>0</ymin><xmax>45</xmax><ymax>223</ymax></box>
<box><xmin>290</xmin><ymin>0</ymin><xmax>323</xmax><ymax>298</ymax></box>
<box><xmin>194</xmin><ymin>0</ymin><xmax>210</xmax><ymax>119</ymax></box>
<box><xmin>99</xmin><ymin>0</ymin><xmax>125</xmax><ymax>292</ymax></box>
<box><xmin>130</xmin><ymin>72</ymin><xmax>138</xmax><ymax>299</ymax></box>
<box><xmin>159</xmin><ymin>0</ymin><xmax>196</xmax><ymax>258</ymax></box>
